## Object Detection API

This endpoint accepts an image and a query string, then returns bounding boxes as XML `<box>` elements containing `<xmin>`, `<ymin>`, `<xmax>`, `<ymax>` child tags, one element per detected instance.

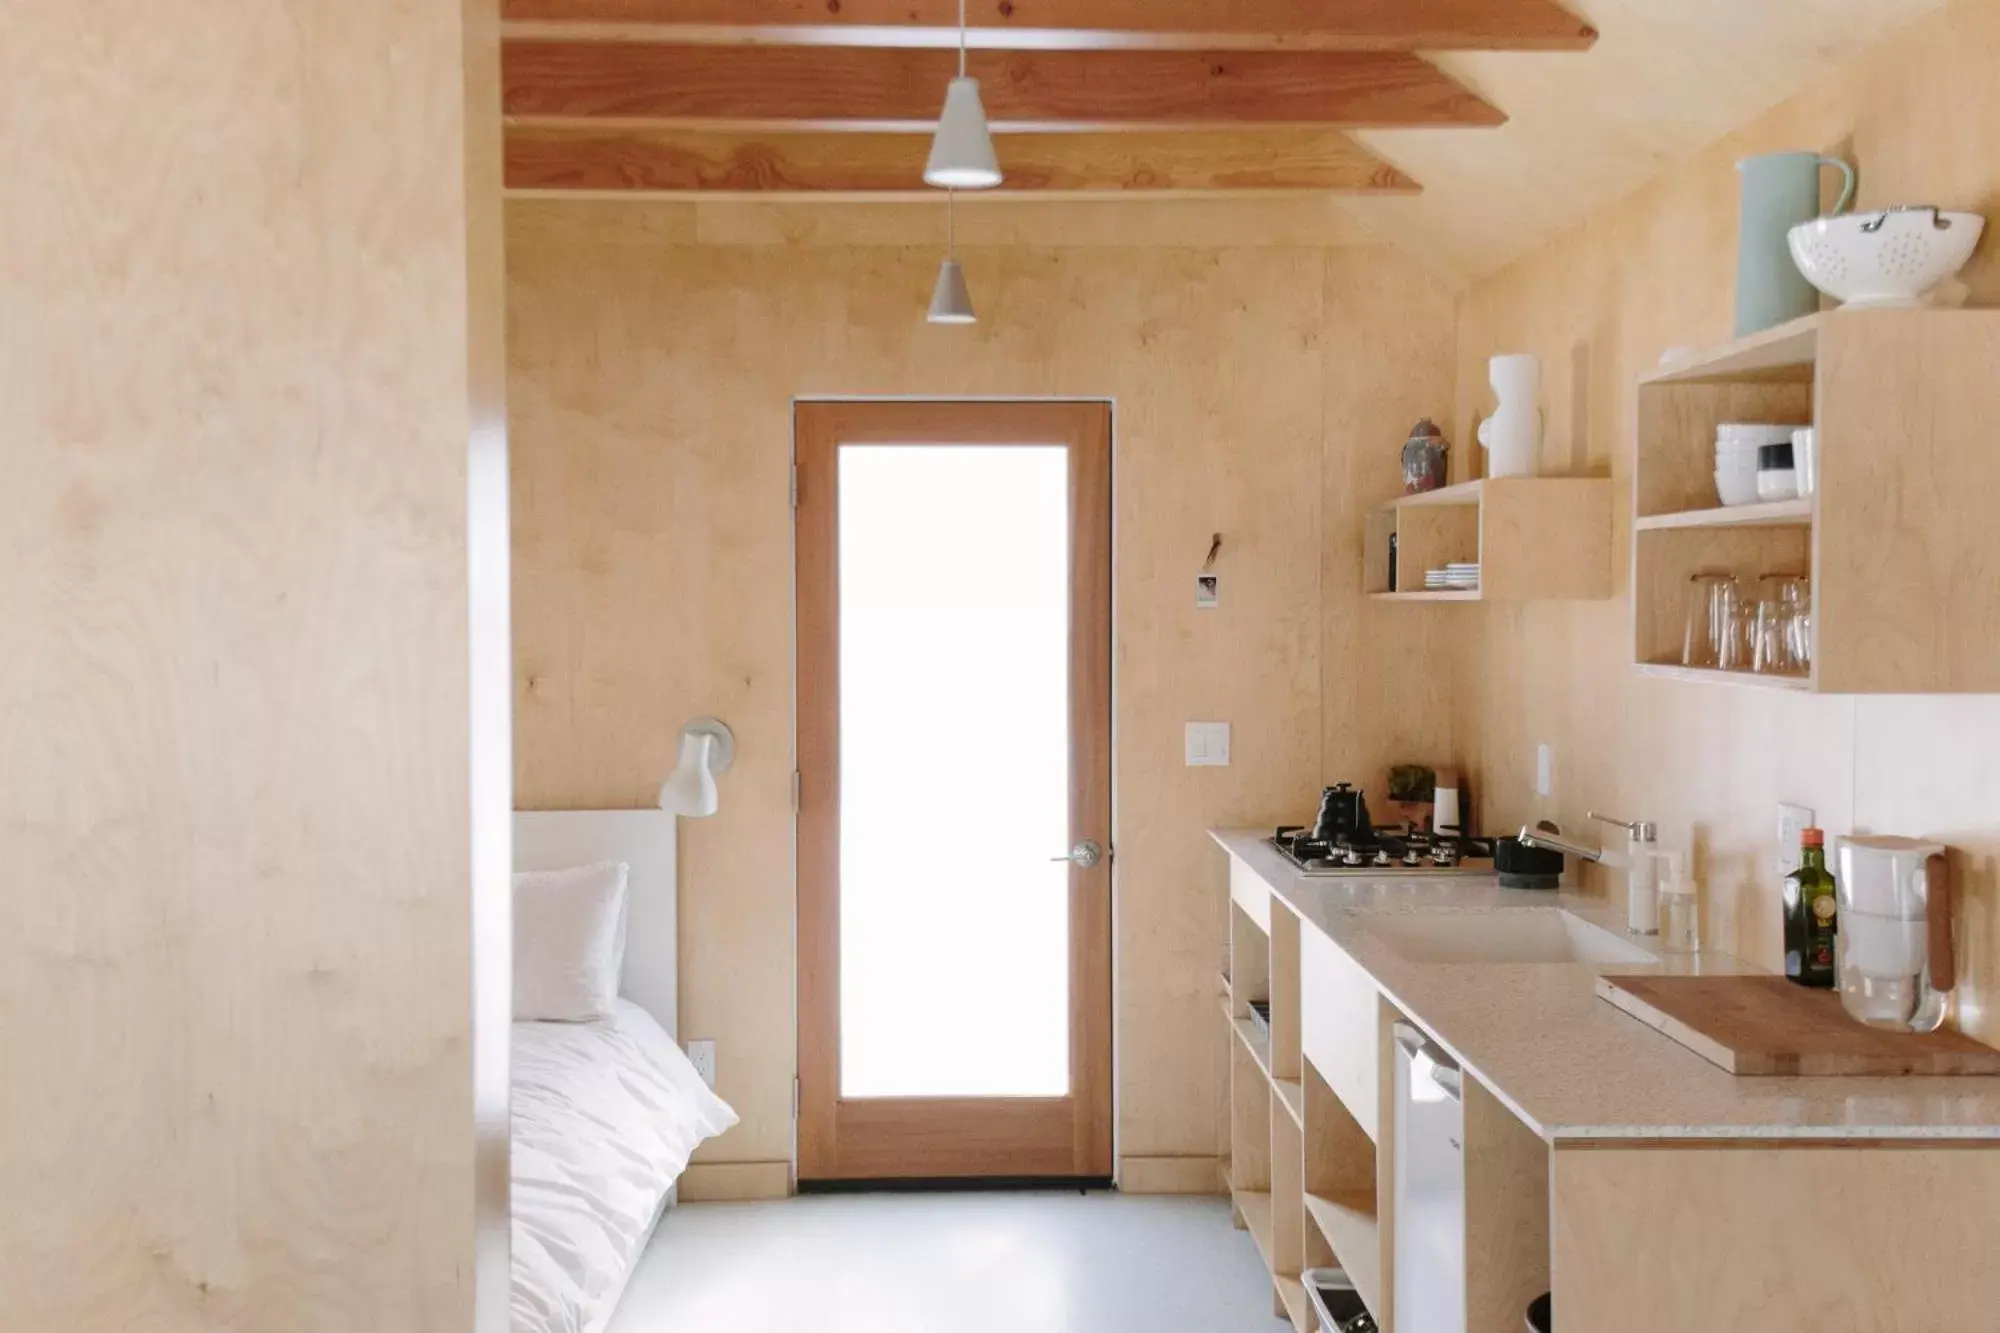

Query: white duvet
<box><xmin>512</xmin><ymin>1001</ymin><xmax>738</xmax><ymax>1333</ymax></box>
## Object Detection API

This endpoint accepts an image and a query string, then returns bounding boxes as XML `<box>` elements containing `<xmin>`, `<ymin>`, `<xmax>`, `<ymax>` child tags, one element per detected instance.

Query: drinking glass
<box><xmin>1753</xmin><ymin>597</ymin><xmax>1793</xmax><ymax>674</ymax></box>
<box><xmin>1759</xmin><ymin>574</ymin><xmax>1811</xmax><ymax>676</ymax></box>
<box><xmin>1683</xmin><ymin>573</ymin><xmax>1737</xmax><ymax>668</ymax></box>
<box><xmin>1717</xmin><ymin>584</ymin><xmax>1755</xmax><ymax>672</ymax></box>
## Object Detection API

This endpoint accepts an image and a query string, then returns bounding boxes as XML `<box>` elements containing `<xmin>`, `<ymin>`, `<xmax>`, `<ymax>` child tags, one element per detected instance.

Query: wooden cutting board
<box><xmin>1596</xmin><ymin>974</ymin><xmax>2000</xmax><ymax>1076</ymax></box>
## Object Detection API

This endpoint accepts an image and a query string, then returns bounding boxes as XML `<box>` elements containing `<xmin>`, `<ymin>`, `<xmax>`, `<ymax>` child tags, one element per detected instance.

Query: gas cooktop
<box><xmin>1269</xmin><ymin>825</ymin><xmax>1495</xmax><ymax>878</ymax></box>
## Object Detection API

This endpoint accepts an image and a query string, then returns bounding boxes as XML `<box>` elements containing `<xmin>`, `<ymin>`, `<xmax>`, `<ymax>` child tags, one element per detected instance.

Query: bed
<box><xmin>511</xmin><ymin>810</ymin><xmax>738</xmax><ymax>1333</ymax></box>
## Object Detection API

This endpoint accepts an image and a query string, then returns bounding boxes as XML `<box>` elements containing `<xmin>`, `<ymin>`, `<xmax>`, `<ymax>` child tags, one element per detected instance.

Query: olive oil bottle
<box><xmin>1784</xmin><ymin>828</ymin><xmax>1838</xmax><ymax>987</ymax></box>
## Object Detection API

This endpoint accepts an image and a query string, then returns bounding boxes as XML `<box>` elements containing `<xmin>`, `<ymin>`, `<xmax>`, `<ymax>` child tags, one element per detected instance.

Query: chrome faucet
<box><xmin>1518</xmin><ymin>812</ymin><xmax>1659</xmax><ymax>864</ymax></box>
<box><xmin>1519</xmin><ymin>813</ymin><xmax>1661</xmax><ymax>935</ymax></box>
<box><xmin>1517</xmin><ymin>819</ymin><xmax>1604</xmax><ymax>863</ymax></box>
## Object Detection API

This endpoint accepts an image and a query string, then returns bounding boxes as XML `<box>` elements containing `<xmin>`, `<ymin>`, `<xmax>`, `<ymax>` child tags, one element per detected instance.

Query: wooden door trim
<box><xmin>794</xmin><ymin>399</ymin><xmax>1113</xmax><ymax>1181</ymax></box>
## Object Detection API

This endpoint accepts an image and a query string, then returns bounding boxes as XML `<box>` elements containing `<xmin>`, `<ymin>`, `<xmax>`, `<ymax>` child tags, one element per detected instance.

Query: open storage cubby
<box><xmin>1633</xmin><ymin>309</ymin><xmax>2000</xmax><ymax>692</ymax></box>
<box><xmin>1226</xmin><ymin>896</ymin><xmax>1321</xmax><ymax>1329</ymax></box>
<box><xmin>1364</xmin><ymin>478</ymin><xmax>1613</xmax><ymax>603</ymax></box>
<box><xmin>1303</xmin><ymin>1059</ymin><xmax>1382</xmax><ymax>1318</ymax></box>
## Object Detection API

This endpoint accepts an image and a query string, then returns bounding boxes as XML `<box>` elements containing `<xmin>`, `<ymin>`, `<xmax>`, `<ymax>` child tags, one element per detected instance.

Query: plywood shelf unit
<box><xmin>1364</xmin><ymin>477</ymin><xmax>1613</xmax><ymax>602</ymax></box>
<box><xmin>1633</xmin><ymin>309</ymin><xmax>2000</xmax><ymax>693</ymax></box>
<box><xmin>1224</xmin><ymin>888</ymin><xmax>1395</xmax><ymax>1331</ymax></box>
<box><xmin>1226</xmin><ymin>894</ymin><xmax>1325</xmax><ymax>1329</ymax></box>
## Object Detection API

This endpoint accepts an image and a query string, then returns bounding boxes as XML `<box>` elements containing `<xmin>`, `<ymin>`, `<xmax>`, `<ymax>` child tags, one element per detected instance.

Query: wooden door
<box><xmin>795</xmin><ymin>401</ymin><xmax>1113</xmax><ymax>1183</ymax></box>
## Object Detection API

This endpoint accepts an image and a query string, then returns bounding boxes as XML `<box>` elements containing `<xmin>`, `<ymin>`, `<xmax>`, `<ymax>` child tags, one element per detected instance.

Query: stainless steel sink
<box><xmin>1361</xmin><ymin>908</ymin><xmax>1657</xmax><ymax>966</ymax></box>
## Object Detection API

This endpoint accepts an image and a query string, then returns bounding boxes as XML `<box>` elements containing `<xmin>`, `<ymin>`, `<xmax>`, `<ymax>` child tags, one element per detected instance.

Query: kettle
<box><xmin>1313</xmin><ymin>784</ymin><xmax>1373</xmax><ymax>843</ymax></box>
<box><xmin>1834</xmin><ymin>836</ymin><xmax>1955</xmax><ymax>1032</ymax></box>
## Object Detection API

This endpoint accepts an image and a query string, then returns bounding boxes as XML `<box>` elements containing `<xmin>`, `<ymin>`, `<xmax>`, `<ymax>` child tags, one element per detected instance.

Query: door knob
<box><xmin>1052</xmin><ymin>840</ymin><xmax>1106</xmax><ymax>869</ymax></box>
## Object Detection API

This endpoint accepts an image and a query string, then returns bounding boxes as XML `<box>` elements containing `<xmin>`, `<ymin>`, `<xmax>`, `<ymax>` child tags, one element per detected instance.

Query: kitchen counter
<box><xmin>1214</xmin><ymin>828</ymin><xmax>2000</xmax><ymax>1141</ymax></box>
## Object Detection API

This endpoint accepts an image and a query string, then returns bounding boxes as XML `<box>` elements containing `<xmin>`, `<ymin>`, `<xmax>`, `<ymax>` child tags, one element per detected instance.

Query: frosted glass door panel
<box><xmin>837</xmin><ymin>444</ymin><xmax>1071</xmax><ymax>1099</ymax></box>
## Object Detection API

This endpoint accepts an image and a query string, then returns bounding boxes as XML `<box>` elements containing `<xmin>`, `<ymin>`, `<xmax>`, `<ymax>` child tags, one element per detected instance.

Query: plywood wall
<box><xmin>0</xmin><ymin>1</ymin><xmax>502</xmax><ymax>1328</ymax></box>
<box><xmin>1450</xmin><ymin>0</ymin><xmax>2000</xmax><ymax>1033</ymax></box>
<box><xmin>506</xmin><ymin>199</ymin><xmax>1460</xmax><ymax>1180</ymax></box>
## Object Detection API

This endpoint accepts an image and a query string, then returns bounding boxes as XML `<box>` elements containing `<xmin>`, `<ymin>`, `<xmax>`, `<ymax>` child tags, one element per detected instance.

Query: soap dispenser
<box><xmin>1656</xmin><ymin>850</ymin><xmax>1699</xmax><ymax>953</ymax></box>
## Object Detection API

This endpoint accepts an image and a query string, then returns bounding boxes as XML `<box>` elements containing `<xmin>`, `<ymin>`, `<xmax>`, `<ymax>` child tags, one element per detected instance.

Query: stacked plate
<box><xmin>1425</xmin><ymin>562</ymin><xmax>1481</xmax><ymax>591</ymax></box>
<box><xmin>1716</xmin><ymin>423</ymin><xmax>1805</xmax><ymax>506</ymax></box>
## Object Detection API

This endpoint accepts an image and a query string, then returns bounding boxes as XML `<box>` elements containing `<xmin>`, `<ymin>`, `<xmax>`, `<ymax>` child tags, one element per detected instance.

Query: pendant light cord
<box><xmin>958</xmin><ymin>0</ymin><xmax>968</xmax><ymax>76</ymax></box>
<box><xmin>947</xmin><ymin>189</ymin><xmax>957</xmax><ymax>257</ymax></box>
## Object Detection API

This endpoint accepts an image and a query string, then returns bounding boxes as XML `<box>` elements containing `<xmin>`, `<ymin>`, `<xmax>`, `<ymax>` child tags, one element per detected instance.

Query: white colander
<box><xmin>1788</xmin><ymin>207</ymin><xmax>1985</xmax><ymax>309</ymax></box>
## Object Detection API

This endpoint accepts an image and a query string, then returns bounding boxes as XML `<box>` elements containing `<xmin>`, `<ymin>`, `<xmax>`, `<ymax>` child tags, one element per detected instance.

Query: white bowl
<box><xmin>1757</xmin><ymin>468</ymin><xmax>1800</xmax><ymax>502</ymax></box>
<box><xmin>1789</xmin><ymin>208</ymin><xmax>1985</xmax><ymax>309</ymax></box>
<box><xmin>1715</xmin><ymin>469</ymin><xmax>1762</xmax><ymax>507</ymax></box>
<box><xmin>1717</xmin><ymin>423</ymin><xmax>1805</xmax><ymax>446</ymax></box>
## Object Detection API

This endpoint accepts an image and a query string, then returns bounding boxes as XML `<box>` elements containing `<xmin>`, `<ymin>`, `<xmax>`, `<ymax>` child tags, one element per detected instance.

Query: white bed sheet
<box><xmin>512</xmin><ymin>1000</ymin><xmax>738</xmax><ymax>1333</ymax></box>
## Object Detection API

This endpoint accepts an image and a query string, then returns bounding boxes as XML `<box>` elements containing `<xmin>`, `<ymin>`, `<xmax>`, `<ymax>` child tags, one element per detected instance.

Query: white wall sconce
<box><xmin>658</xmin><ymin>718</ymin><xmax>735</xmax><ymax>818</ymax></box>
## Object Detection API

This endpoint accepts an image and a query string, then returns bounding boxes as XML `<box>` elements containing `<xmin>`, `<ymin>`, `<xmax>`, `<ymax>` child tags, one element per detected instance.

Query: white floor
<box><xmin>609</xmin><ymin>1191</ymin><xmax>1281</xmax><ymax>1333</ymax></box>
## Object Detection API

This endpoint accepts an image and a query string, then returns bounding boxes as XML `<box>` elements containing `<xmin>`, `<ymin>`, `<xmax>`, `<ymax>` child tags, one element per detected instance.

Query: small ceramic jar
<box><xmin>1401</xmin><ymin>419</ymin><xmax>1450</xmax><ymax>494</ymax></box>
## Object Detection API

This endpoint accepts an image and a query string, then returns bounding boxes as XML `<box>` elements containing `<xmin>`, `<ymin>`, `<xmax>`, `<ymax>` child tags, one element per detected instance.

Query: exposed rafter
<box><xmin>501</xmin><ymin>42</ymin><xmax>1507</xmax><ymax>131</ymax></box>
<box><xmin>500</xmin><ymin>0</ymin><xmax>1599</xmax><ymax>53</ymax></box>
<box><xmin>505</xmin><ymin>127</ymin><xmax>1423</xmax><ymax>195</ymax></box>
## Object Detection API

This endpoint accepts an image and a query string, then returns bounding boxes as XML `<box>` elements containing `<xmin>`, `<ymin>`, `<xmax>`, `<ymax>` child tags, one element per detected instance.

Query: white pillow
<box><xmin>513</xmin><ymin>861</ymin><xmax>629</xmax><ymax>1021</ymax></box>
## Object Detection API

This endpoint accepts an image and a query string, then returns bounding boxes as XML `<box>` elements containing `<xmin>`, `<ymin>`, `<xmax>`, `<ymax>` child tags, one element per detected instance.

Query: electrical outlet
<box><xmin>1777</xmin><ymin>804</ymin><xmax>1815</xmax><ymax>880</ymax></box>
<box><xmin>687</xmin><ymin>1039</ymin><xmax>717</xmax><ymax>1089</ymax></box>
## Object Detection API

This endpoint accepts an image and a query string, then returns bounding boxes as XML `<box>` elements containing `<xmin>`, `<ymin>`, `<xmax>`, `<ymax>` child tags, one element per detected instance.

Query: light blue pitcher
<box><xmin>1735</xmin><ymin>152</ymin><xmax>1856</xmax><ymax>337</ymax></box>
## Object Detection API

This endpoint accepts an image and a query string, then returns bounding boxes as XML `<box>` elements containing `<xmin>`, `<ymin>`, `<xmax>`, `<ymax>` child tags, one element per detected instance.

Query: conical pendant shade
<box><xmin>927</xmin><ymin>258</ymin><xmax>976</xmax><ymax>324</ymax></box>
<box><xmin>925</xmin><ymin>77</ymin><xmax>1001</xmax><ymax>190</ymax></box>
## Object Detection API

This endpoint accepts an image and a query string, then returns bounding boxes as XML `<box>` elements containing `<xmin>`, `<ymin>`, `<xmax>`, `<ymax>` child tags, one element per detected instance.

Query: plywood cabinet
<box><xmin>1364</xmin><ymin>478</ymin><xmax>1613</xmax><ymax>602</ymax></box>
<box><xmin>1225</xmin><ymin>883</ymin><xmax>1386</xmax><ymax>1331</ymax></box>
<box><xmin>1632</xmin><ymin>309</ymin><xmax>2000</xmax><ymax>693</ymax></box>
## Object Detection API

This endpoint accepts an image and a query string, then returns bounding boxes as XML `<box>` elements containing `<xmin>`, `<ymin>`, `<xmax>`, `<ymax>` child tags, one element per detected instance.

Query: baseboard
<box><xmin>677</xmin><ymin>1160</ymin><xmax>794</xmax><ymax>1202</ymax></box>
<box><xmin>1118</xmin><ymin>1155</ymin><xmax>1224</xmax><ymax>1195</ymax></box>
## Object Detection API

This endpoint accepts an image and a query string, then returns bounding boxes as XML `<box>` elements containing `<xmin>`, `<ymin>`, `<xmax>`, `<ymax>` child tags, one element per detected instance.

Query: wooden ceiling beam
<box><xmin>501</xmin><ymin>42</ymin><xmax>1506</xmax><ymax>130</ymax></box>
<box><xmin>504</xmin><ymin>127</ymin><xmax>1423</xmax><ymax>195</ymax></box>
<box><xmin>500</xmin><ymin>0</ymin><xmax>1598</xmax><ymax>53</ymax></box>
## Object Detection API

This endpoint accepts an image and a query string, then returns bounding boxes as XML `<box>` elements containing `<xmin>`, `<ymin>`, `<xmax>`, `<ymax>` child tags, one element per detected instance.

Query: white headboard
<box><xmin>514</xmin><ymin>810</ymin><xmax>678</xmax><ymax>1039</ymax></box>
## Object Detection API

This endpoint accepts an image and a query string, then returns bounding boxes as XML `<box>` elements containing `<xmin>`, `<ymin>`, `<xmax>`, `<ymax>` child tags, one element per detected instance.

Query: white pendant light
<box><xmin>925</xmin><ymin>0</ymin><xmax>1001</xmax><ymax>190</ymax></box>
<box><xmin>928</xmin><ymin>191</ymin><xmax>977</xmax><ymax>324</ymax></box>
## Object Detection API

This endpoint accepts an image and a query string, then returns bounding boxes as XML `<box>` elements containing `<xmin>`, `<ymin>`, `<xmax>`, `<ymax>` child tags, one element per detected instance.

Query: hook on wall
<box><xmin>1196</xmin><ymin>534</ymin><xmax>1223</xmax><ymax>609</ymax></box>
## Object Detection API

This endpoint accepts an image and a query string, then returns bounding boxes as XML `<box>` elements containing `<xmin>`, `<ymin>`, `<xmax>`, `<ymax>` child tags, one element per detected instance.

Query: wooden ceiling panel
<box><xmin>499</xmin><ymin>0</ymin><xmax>1598</xmax><ymax>52</ymax></box>
<box><xmin>505</xmin><ymin>127</ymin><xmax>1423</xmax><ymax>195</ymax></box>
<box><xmin>501</xmin><ymin>42</ymin><xmax>1507</xmax><ymax>130</ymax></box>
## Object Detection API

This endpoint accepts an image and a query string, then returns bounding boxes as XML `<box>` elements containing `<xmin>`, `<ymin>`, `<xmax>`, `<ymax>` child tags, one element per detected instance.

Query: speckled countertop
<box><xmin>1213</xmin><ymin>828</ymin><xmax>2000</xmax><ymax>1142</ymax></box>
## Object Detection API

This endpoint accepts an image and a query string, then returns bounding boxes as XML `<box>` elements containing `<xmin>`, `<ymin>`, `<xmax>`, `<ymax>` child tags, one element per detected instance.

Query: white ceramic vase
<box><xmin>1477</xmin><ymin>353</ymin><xmax>1541</xmax><ymax>479</ymax></box>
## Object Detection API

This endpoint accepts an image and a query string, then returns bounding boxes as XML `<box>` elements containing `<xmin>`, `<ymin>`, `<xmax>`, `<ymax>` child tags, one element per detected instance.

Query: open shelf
<box><xmin>1234</xmin><ymin>1187</ymin><xmax>1275</xmax><ymax>1269</ymax></box>
<box><xmin>1273</xmin><ymin>1077</ymin><xmax>1305</xmax><ymax>1128</ymax></box>
<box><xmin>1379</xmin><ymin>478</ymin><xmax>1486</xmax><ymax>508</ymax></box>
<box><xmin>1636</xmin><ymin>662</ymin><xmax>1812</xmax><ymax>692</ymax></box>
<box><xmin>1276</xmin><ymin>1277</ymin><xmax>1311</xmax><ymax>1330</ymax></box>
<box><xmin>1632</xmin><ymin>309</ymin><xmax>2000</xmax><ymax>693</ymax></box>
<box><xmin>1366</xmin><ymin>477</ymin><xmax>1611</xmax><ymax>602</ymax></box>
<box><xmin>1635</xmin><ymin>498</ymin><xmax>1812</xmax><ymax>531</ymax></box>
<box><xmin>1305</xmin><ymin>1192</ymin><xmax>1382</xmax><ymax>1314</ymax></box>
<box><xmin>1641</xmin><ymin>312</ymin><xmax>1823</xmax><ymax>385</ymax></box>
<box><xmin>1233</xmin><ymin>1017</ymin><xmax>1273</xmax><ymax>1080</ymax></box>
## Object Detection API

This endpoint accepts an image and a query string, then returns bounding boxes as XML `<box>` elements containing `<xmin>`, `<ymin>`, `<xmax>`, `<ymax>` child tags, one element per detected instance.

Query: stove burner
<box><xmin>1270</xmin><ymin>817</ymin><xmax>1493</xmax><ymax>877</ymax></box>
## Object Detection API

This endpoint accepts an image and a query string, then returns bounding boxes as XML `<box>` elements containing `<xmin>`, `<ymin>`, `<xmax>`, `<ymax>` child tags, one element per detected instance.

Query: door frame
<box><xmin>793</xmin><ymin>399</ymin><xmax>1114</xmax><ymax>1183</ymax></box>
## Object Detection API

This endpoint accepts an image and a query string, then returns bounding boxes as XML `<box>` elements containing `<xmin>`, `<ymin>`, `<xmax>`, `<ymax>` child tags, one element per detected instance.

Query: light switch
<box><xmin>1186</xmin><ymin>722</ymin><xmax>1231</xmax><ymax>767</ymax></box>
